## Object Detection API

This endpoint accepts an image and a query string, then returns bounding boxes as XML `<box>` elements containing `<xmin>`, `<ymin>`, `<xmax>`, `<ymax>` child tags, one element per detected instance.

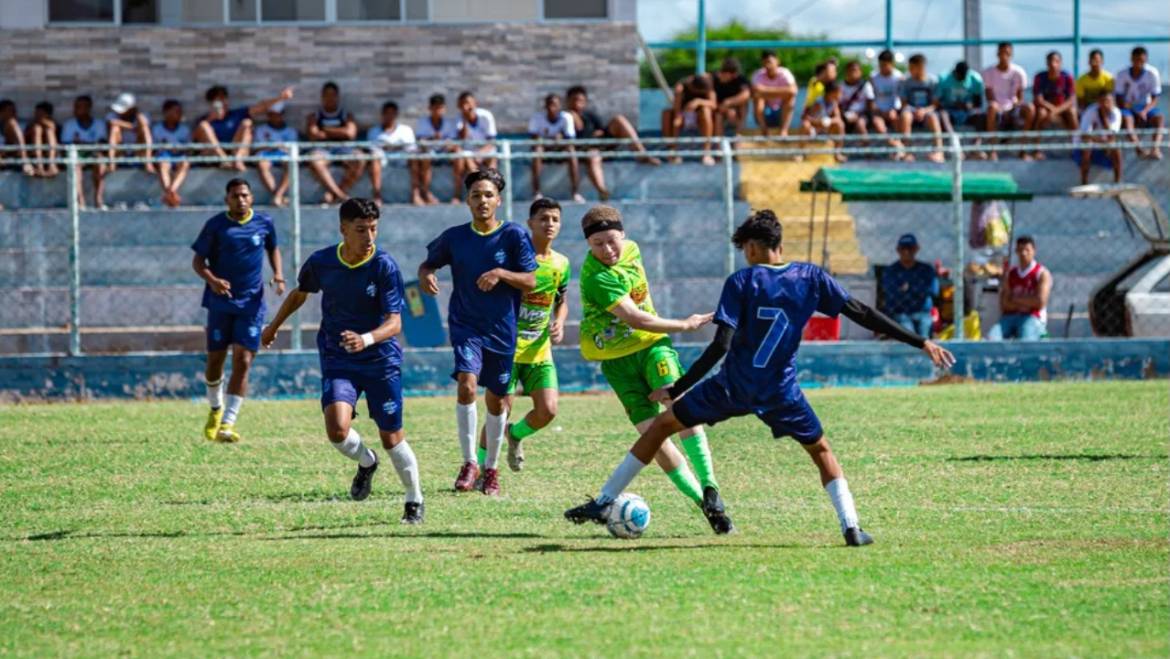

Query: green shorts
<box><xmin>507</xmin><ymin>360</ymin><xmax>559</xmax><ymax>396</ymax></box>
<box><xmin>599</xmin><ymin>338</ymin><xmax>682</xmax><ymax>426</ymax></box>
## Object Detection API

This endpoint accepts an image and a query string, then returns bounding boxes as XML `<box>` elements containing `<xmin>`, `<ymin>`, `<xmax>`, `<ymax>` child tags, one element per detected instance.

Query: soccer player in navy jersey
<box><xmin>418</xmin><ymin>169</ymin><xmax>538</xmax><ymax>496</ymax></box>
<box><xmin>261</xmin><ymin>198</ymin><xmax>424</xmax><ymax>524</ymax></box>
<box><xmin>192</xmin><ymin>178</ymin><xmax>284</xmax><ymax>443</ymax></box>
<box><xmin>567</xmin><ymin>210</ymin><xmax>956</xmax><ymax>546</ymax></box>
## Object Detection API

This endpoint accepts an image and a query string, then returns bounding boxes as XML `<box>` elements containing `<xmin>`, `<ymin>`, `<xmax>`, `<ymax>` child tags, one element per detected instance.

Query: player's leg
<box><xmin>364</xmin><ymin>367</ymin><xmax>424</xmax><ymax>523</ymax></box>
<box><xmin>452</xmin><ymin>339</ymin><xmax>483</xmax><ymax>490</ymax></box>
<box><xmin>322</xmin><ymin>380</ymin><xmax>379</xmax><ymax>501</ymax></box>
<box><xmin>645</xmin><ymin>341</ymin><xmax>721</xmax><ymax>493</ymax></box>
<box><xmin>202</xmin><ymin>309</ymin><xmax>233</xmax><ymax>440</ymax></box>
<box><xmin>505</xmin><ymin>362</ymin><xmax>558</xmax><ymax>471</ymax></box>
<box><xmin>217</xmin><ymin>312</ymin><xmax>261</xmax><ymax>442</ymax></box>
<box><xmin>478</xmin><ymin>349</ymin><xmax>515</xmax><ymax>495</ymax></box>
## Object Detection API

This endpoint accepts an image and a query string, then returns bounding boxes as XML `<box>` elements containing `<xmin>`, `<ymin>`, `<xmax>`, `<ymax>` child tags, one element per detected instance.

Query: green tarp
<box><xmin>800</xmin><ymin>168</ymin><xmax>1033</xmax><ymax>201</ymax></box>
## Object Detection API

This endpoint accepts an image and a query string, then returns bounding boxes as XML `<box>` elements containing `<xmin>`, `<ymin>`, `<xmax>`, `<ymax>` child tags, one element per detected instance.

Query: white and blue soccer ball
<box><xmin>606</xmin><ymin>493</ymin><xmax>651</xmax><ymax>539</ymax></box>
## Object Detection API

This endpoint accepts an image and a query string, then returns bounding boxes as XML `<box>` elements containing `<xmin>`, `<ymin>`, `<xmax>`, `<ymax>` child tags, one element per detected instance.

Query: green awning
<box><xmin>799</xmin><ymin>168</ymin><xmax>1033</xmax><ymax>201</ymax></box>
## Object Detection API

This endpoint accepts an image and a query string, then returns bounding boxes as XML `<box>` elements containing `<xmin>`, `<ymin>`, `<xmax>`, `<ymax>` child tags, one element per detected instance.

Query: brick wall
<box><xmin>0</xmin><ymin>22</ymin><xmax>639</xmax><ymax>132</ymax></box>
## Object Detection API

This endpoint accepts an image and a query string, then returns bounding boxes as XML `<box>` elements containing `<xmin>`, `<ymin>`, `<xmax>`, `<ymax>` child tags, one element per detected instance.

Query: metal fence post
<box><xmin>696</xmin><ymin>0</ymin><xmax>708</xmax><ymax>74</ymax></box>
<box><xmin>721</xmin><ymin>138</ymin><xmax>735</xmax><ymax>276</ymax></box>
<box><xmin>66</xmin><ymin>145</ymin><xmax>82</xmax><ymax>356</ymax></box>
<box><xmin>288</xmin><ymin>142</ymin><xmax>303</xmax><ymax>351</ymax></box>
<box><xmin>950</xmin><ymin>133</ymin><xmax>965</xmax><ymax>340</ymax></box>
<box><xmin>501</xmin><ymin>140</ymin><xmax>514</xmax><ymax>222</ymax></box>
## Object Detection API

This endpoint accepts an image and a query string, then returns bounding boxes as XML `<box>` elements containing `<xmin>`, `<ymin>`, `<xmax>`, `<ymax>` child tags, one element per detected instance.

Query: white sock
<box><xmin>222</xmin><ymin>394</ymin><xmax>243</xmax><ymax>425</ymax></box>
<box><xmin>825</xmin><ymin>478</ymin><xmax>860</xmax><ymax>534</ymax></box>
<box><xmin>599</xmin><ymin>452</ymin><xmax>648</xmax><ymax>504</ymax></box>
<box><xmin>483</xmin><ymin>410</ymin><xmax>507</xmax><ymax>470</ymax></box>
<box><xmin>388</xmin><ymin>441</ymin><xmax>423</xmax><ymax>503</ymax></box>
<box><xmin>205</xmin><ymin>377</ymin><xmax>224</xmax><ymax>409</ymax></box>
<box><xmin>456</xmin><ymin>402</ymin><xmax>477</xmax><ymax>464</ymax></box>
<box><xmin>334</xmin><ymin>427</ymin><xmax>376</xmax><ymax>468</ymax></box>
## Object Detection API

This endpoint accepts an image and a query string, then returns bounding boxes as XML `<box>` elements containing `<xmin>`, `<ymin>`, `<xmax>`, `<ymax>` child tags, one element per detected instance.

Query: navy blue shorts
<box><xmin>322</xmin><ymin>366</ymin><xmax>403</xmax><ymax>432</ymax></box>
<box><xmin>451</xmin><ymin>336</ymin><xmax>514</xmax><ymax>397</ymax></box>
<box><xmin>206</xmin><ymin>307</ymin><xmax>264</xmax><ymax>352</ymax></box>
<box><xmin>673</xmin><ymin>376</ymin><xmax>824</xmax><ymax>444</ymax></box>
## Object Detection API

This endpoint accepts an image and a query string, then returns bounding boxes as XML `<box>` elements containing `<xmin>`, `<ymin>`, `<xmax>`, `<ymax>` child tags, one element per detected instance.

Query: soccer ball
<box><xmin>606</xmin><ymin>493</ymin><xmax>651</xmax><ymax>539</ymax></box>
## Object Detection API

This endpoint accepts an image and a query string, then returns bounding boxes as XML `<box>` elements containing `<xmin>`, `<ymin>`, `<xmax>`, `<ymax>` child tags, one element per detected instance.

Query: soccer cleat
<box><xmin>401</xmin><ymin>501</ymin><xmax>425</xmax><ymax>525</ymax></box>
<box><xmin>454</xmin><ymin>462</ymin><xmax>480</xmax><ymax>492</ymax></box>
<box><xmin>701</xmin><ymin>486</ymin><xmax>735</xmax><ymax>535</ymax></box>
<box><xmin>480</xmin><ymin>468</ymin><xmax>501</xmax><ymax>496</ymax></box>
<box><xmin>564</xmin><ymin>497</ymin><xmax>611</xmax><ymax>525</ymax></box>
<box><xmin>350</xmin><ymin>451</ymin><xmax>378</xmax><ymax>501</ymax></box>
<box><xmin>844</xmin><ymin>527</ymin><xmax>874</xmax><ymax>547</ymax></box>
<box><xmin>203</xmin><ymin>407</ymin><xmax>223</xmax><ymax>441</ymax></box>
<box><xmin>215</xmin><ymin>423</ymin><xmax>241</xmax><ymax>443</ymax></box>
<box><xmin>506</xmin><ymin>429</ymin><xmax>525</xmax><ymax>472</ymax></box>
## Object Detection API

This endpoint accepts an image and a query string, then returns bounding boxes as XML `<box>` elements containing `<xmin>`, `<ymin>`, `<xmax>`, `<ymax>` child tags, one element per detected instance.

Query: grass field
<box><xmin>1</xmin><ymin>381</ymin><xmax>1167</xmax><ymax>656</ymax></box>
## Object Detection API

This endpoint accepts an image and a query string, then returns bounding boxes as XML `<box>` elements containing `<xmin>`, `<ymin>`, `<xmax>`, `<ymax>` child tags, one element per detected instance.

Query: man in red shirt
<box><xmin>1032</xmin><ymin>51</ymin><xmax>1078</xmax><ymax>159</ymax></box>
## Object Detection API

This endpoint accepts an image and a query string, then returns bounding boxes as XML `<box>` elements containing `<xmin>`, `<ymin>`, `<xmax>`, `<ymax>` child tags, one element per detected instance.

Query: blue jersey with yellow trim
<box><xmin>712</xmin><ymin>262</ymin><xmax>850</xmax><ymax>406</ymax></box>
<box><xmin>298</xmin><ymin>244</ymin><xmax>404</xmax><ymax>371</ymax></box>
<box><xmin>191</xmin><ymin>209</ymin><xmax>276</xmax><ymax>315</ymax></box>
<box><xmin>422</xmin><ymin>221</ymin><xmax>538</xmax><ymax>354</ymax></box>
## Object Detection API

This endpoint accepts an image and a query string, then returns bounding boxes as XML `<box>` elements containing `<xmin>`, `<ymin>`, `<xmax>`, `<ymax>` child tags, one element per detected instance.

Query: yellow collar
<box><xmin>228</xmin><ymin>209</ymin><xmax>254</xmax><ymax>225</ymax></box>
<box><xmin>336</xmin><ymin>242</ymin><xmax>375</xmax><ymax>269</ymax></box>
<box><xmin>471</xmin><ymin>220</ymin><xmax>504</xmax><ymax>236</ymax></box>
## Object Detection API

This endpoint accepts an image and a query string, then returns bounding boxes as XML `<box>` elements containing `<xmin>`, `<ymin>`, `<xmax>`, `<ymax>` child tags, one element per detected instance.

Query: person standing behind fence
<box><xmin>61</xmin><ymin>95</ymin><xmax>109</xmax><ymax>210</ymax></box>
<box><xmin>191</xmin><ymin>178</ymin><xmax>285</xmax><ymax>443</ymax></box>
<box><xmin>987</xmin><ymin>236</ymin><xmax>1051</xmax><ymax>341</ymax></box>
<box><xmin>1114</xmin><ymin>46</ymin><xmax>1164</xmax><ymax>161</ymax></box>
<box><xmin>880</xmin><ymin>234</ymin><xmax>938</xmax><ymax>338</ymax></box>
<box><xmin>152</xmin><ymin>99</ymin><xmax>193</xmax><ymax>208</ymax></box>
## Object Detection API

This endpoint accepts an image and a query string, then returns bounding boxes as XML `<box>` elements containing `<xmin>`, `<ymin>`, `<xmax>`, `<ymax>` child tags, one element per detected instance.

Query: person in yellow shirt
<box><xmin>1075</xmin><ymin>49</ymin><xmax>1114</xmax><ymax>109</ymax></box>
<box><xmin>804</xmin><ymin>58</ymin><xmax>839</xmax><ymax>108</ymax></box>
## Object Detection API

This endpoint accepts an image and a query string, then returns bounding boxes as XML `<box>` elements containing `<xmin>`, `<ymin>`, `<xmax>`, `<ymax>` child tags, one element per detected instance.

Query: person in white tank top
<box><xmin>988</xmin><ymin>236</ymin><xmax>1052</xmax><ymax>341</ymax></box>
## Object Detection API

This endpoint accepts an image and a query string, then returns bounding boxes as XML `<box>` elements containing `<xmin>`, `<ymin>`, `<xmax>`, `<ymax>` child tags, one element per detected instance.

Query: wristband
<box><xmin>360</xmin><ymin>332</ymin><xmax>375</xmax><ymax>348</ymax></box>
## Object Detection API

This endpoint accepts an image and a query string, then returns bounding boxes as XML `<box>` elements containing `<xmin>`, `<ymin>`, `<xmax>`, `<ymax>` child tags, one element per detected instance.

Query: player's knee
<box><xmin>326</xmin><ymin>424</ymin><xmax>349</xmax><ymax>443</ymax></box>
<box><xmin>456</xmin><ymin>382</ymin><xmax>476</xmax><ymax>404</ymax></box>
<box><xmin>532</xmin><ymin>403</ymin><xmax>557</xmax><ymax>427</ymax></box>
<box><xmin>379</xmin><ymin>429</ymin><xmax>404</xmax><ymax>449</ymax></box>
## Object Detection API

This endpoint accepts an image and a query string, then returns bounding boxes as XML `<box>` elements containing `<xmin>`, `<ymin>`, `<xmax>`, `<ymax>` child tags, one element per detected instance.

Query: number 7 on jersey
<box><xmin>752</xmin><ymin>307</ymin><xmax>790</xmax><ymax>368</ymax></box>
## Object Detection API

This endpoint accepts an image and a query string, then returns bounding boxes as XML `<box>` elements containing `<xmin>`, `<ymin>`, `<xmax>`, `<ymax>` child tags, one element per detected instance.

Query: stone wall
<box><xmin>0</xmin><ymin>22</ymin><xmax>639</xmax><ymax>132</ymax></box>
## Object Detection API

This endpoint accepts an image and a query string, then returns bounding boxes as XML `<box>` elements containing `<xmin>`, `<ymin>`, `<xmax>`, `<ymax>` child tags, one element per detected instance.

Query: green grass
<box><xmin>1</xmin><ymin>381</ymin><xmax>1167</xmax><ymax>656</ymax></box>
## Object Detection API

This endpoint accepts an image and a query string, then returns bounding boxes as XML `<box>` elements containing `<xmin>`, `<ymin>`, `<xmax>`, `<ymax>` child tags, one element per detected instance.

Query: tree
<box><xmin>641</xmin><ymin>20</ymin><xmax>851</xmax><ymax>88</ymax></box>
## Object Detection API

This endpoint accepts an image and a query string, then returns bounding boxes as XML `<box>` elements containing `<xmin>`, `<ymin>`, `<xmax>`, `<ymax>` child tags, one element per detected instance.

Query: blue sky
<box><xmin>637</xmin><ymin>0</ymin><xmax>1170</xmax><ymax>77</ymax></box>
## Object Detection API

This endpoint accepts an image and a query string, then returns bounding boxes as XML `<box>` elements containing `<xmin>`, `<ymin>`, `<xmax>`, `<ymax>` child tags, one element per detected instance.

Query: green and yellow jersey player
<box><xmin>477</xmin><ymin>198</ymin><xmax>571</xmax><ymax>472</ymax></box>
<box><xmin>576</xmin><ymin>205</ymin><xmax>734</xmax><ymax>534</ymax></box>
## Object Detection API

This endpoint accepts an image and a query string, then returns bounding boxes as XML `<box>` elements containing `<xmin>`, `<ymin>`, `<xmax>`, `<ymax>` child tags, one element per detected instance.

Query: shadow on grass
<box><xmin>948</xmin><ymin>453</ymin><xmax>1158</xmax><ymax>463</ymax></box>
<box><xmin>264</xmin><ymin>530</ymin><xmax>546</xmax><ymax>541</ymax></box>
<box><xmin>9</xmin><ymin>520</ymin><xmax>392</xmax><ymax>543</ymax></box>
<box><xmin>523</xmin><ymin>542</ymin><xmax>803</xmax><ymax>553</ymax></box>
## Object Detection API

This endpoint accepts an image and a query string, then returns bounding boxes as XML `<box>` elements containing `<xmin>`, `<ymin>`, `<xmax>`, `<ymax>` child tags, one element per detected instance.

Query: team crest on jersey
<box><xmin>366</xmin><ymin>282</ymin><xmax>377</xmax><ymax>297</ymax></box>
<box><xmin>382</xmin><ymin>400</ymin><xmax>399</xmax><ymax>415</ymax></box>
<box><xmin>248</xmin><ymin>325</ymin><xmax>259</xmax><ymax>337</ymax></box>
<box><xmin>494</xmin><ymin>249</ymin><xmax>506</xmax><ymax>264</ymax></box>
<box><xmin>460</xmin><ymin>345</ymin><xmax>475</xmax><ymax>361</ymax></box>
<box><xmin>251</xmin><ymin>234</ymin><xmax>262</xmax><ymax>246</ymax></box>
<box><xmin>498</xmin><ymin>372</ymin><xmax>510</xmax><ymax>385</ymax></box>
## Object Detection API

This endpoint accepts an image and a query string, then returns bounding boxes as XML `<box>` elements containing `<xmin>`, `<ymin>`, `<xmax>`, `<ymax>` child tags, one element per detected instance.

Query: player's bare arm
<box><xmin>267</xmin><ymin>246</ymin><xmax>285</xmax><ymax>296</ymax></box>
<box><xmin>340</xmin><ymin>313</ymin><xmax>401</xmax><ymax>354</ymax></box>
<box><xmin>610</xmin><ymin>296</ymin><xmax>712</xmax><ymax>334</ymax></box>
<box><xmin>261</xmin><ymin>289</ymin><xmax>309</xmax><ymax>348</ymax></box>
<box><xmin>192</xmin><ymin>253</ymin><xmax>231</xmax><ymax>297</ymax></box>
<box><xmin>476</xmin><ymin>267</ymin><xmax>535</xmax><ymax>293</ymax></box>
<box><xmin>550</xmin><ymin>294</ymin><xmax>569</xmax><ymax>344</ymax></box>
<box><xmin>417</xmin><ymin>263</ymin><xmax>440</xmax><ymax>295</ymax></box>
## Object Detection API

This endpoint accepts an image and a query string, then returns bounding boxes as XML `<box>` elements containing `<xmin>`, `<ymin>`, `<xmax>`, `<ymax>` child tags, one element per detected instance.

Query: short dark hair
<box><xmin>954</xmin><ymin>61</ymin><xmax>969</xmax><ymax>77</ymax></box>
<box><xmin>823</xmin><ymin>81</ymin><xmax>840</xmax><ymax>94</ymax></box>
<box><xmin>225</xmin><ymin>178</ymin><xmax>250</xmax><ymax>194</ymax></box>
<box><xmin>761</xmin><ymin>50</ymin><xmax>777</xmax><ymax>60</ymax></box>
<box><xmin>825</xmin><ymin>56</ymin><xmax>839</xmax><ymax>66</ymax></box>
<box><xmin>428</xmin><ymin>93</ymin><xmax>446</xmax><ymax>107</ymax></box>
<box><xmin>845</xmin><ymin>59</ymin><xmax>862</xmax><ymax>71</ymax></box>
<box><xmin>1046</xmin><ymin>50</ymin><xmax>1061</xmax><ymax>63</ymax></box>
<box><xmin>544</xmin><ymin>93</ymin><xmax>560</xmax><ymax>107</ymax></box>
<box><xmin>464</xmin><ymin>168</ymin><xmax>505</xmax><ymax>194</ymax></box>
<box><xmin>75</xmin><ymin>94</ymin><xmax>93</xmax><ymax>106</ymax></box>
<box><xmin>1088</xmin><ymin>48</ymin><xmax>1104</xmax><ymax>61</ymax></box>
<box><xmin>814</xmin><ymin>63</ymin><xmax>826</xmax><ymax>76</ymax></box>
<box><xmin>322</xmin><ymin>81</ymin><xmax>339</xmax><ymax>95</ymax></box>
<box><xmin>878</xmin><ymin>49</ymin><xmax>894</xmax><ymax>63</ymax></box>
<box><xmin>529</xmin><ymin>197</ymin><xmax>561</xmax><ymax>218</ymax></box>
<box><xmin>1132</xmin><ymin>46</ymin><xmax>1148</xmax><ymax>58</ymax></box>
<box><xmin>733</xmin><ymin>209</ymin><xmax>783</xmax><ymax>250</ymax></box>
<box><xmin>1016</xmin><ymin>235</ymin><xmax>1035</xmax><ymax>247</ymax></box>
<box><xmin>162</xmin><ymin>99</ymin><xmax>181</xmax><ymax>112</ymax></box>
<box><xmin>35</xmin><ymin>101</ymin><xmax>53</xmax><ymax>115</ymax></box>
<box><xmin>908</xmin><ymin>53</ymin><xmax>926</xmax><ymax>66</ymax></box>
<box><xmin>457</xmin><ymin>90</ymin><xmax>475</xmax><ymax>104</ymax></box>
<box><xmin>720</xmin><ymin>57</ymin><xmax>741</xmax><ymax>74</ymax></box>
<box><xmin>382</xmin><ymin>100</ymin><xmax>398</xmax><ymax>113</ymax></box>
<box><xmin>339</xmin><ymin>198</ymin><xmax>380</xmax><ymax>222</ymax></box>
<box><xmin>689</xmin><ymin>75</ymin><xmax>712</xmax><ymax>93</ymax></box>
<box><xmin>0</xmin><ymin>99</ymin><xmax>14</xmax><ymax>114</ymax></box>
<box><xmin>205</xmin><ymin>85</ymin><xmax>228</xmax><ymax>102</ymax></box>
<box><xmin>566</xmin><ymin>85</ymin><xmax>587</xmax><ymax>99</ymax></box>
<box><xmin>997</xmin><ymin>41</ymin><xmax>1013</xmax><ymax>52</ymax></box>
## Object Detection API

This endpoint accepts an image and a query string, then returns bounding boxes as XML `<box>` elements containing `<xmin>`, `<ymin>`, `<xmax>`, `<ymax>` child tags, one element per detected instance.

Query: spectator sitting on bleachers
<box><xmin>800</xmin><ymin>81</ymin><xmax>846</xmax><ymax>162</ymax></box>
<box><xmin>937</xmin><ymin>61</ymin><xmax>985</xmax><ymax>137</ymax></box>
<box><xmin>253</xmin><ymin>102</ymin><xmax>297</xmax><ymax>208</ymax></box>
<box><xmin>106</xmin><ymin>93</ymin><xmax>154</xmax><ymax>174</ymax></box>
<box><xmin>839</xmin><ymin>59</ymin><xmax>887</xmax><ymax>144</ymax></box>
<box><xmin>414</xmin><ymin>93</ymin><xmax>460</xmax><ymax>205</ymax></box>
<box><xmin>1032</xmin><ymin>51</ymin><xmax>1078</xmax><ymax>158</ymax></box>
<box><xmin>983</xmin><ymin>42</ymin><xmax>1034</xmax><ymax>161</ymax></box>
<box><xmin>870</xmin><ymin>50</ymin><xmax>907</xmax><ymax>159</ymax></box>
<box><xmin>61</xmin><ymin>95</ymin><xmax>108</xmax><ymax>210</ymax></box>
<box><xmin>1076</xmin><ymin>92</ymin><xmax>1123</xmax><ymax>185</ymax></box>
<box><xmin>0</xmin><ymin>100</ymin><xmax>35</xmax><ymax>177</ymax></box>
<box><xmin>880</xmin><ymin>233</ymin><xmax>938</xmax><ymax>338</ymax></box>
<box><xmin>804</xmin><ymin>58</ymin><xmax>838</xmax><ymax>110</ymax></box>
<box><xmin>455</xmin><ymin>91</ymin><xmax>499</xmax><ymax>200</ymax></box>
<box><xmin>1076</xmin><ymin>49</ymin><xmax>1113</xmax><ymax>110</ymax></box>
<box><xmin>662</xmin><ymin>73</ymin><xmax>716</xmax><ymax>166</ymax></box>
<box><xmin>565</xmin><ymin>84</ymin><xmax>658</xmax><ymax>189</ymax></box>
<box><xmin>899</xmin><ymin>53</ymin><xmax>945</xmax><ymax>163</ymax></box>
<box><xmin>305</xmin><ymin>81</ymin><xmax>359</xmax><ymax>203</ymax></box>
<box><xmin>712</xmin><ymin>57</ymin><xmax>751</xmax><ymax>134</ymax></box>
<box><xmin>365</xmin><ymin>101</ymin><xmax>418</xmax><ymax>207</ymax></box>
<box><xmin>988</xmin><ymin>235</ymin><xmax>1051</xmax><ymax>341</ymax></box>
<box><xmin>151</xmin><ymin>99</ymin><xmax>193</xmax><ymax>208</ymax></box>
<box><xmin>750</xmin><ymin>50</ymin><xmax>798</xmax><ymax>138</ymax></box>
<box><xmin>1115</xmin><ymin>46</ymin><xmax>1163</xmax><ymax>160</ymax></box>
<box><xmin>23</xmin><ymin>101</ymin><xmax>59</xmax><ymax>177</ymax></box>
<box><xmin>195</xmin><ymin>84</ymin><xmax>292</xmax><ymax>172</ymax></box>
<box><xmin>528</xmin><ymin>93</ymin><xmax>582</xmax><ymax>203</ymax></box>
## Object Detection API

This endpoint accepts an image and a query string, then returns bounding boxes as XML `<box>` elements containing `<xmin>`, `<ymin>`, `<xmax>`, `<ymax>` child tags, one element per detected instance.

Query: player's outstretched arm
<box><xmin>476</xmin><ymin>268</ymin><xmax>536</xmax><ymax>293</ymax></box>
<box><xmin>339</xmin><ymin>313</ymin><xmax>402</xmax><ymax>354</ymax></box>
<box><xmin>261</xmin><ymin>289</ymin><xmax>309</xmax><ymax>348</ymax></box>
<box><xmin>610</xmin><ymin>297</ymin><xmax>712</xmax><ymax>335</ymax></box>
<box><xmin>840</xmin><ymin>298</ymin><xmax>956</xmax><ymax>369</ymax></box>
<box><xmin>658</xmin><ymin>323</ymin><xmax>735</xmax><ymax>402</ymax></box>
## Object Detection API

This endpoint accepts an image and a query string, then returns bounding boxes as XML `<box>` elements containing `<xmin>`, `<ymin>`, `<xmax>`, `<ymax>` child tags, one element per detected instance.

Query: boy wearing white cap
<box><xmin>106</xmin><ymin>92</ymin><xmax>154</xmax><ymax>173</ymax></box>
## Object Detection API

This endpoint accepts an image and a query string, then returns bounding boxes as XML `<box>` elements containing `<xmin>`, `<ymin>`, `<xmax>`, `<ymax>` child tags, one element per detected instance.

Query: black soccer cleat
<box><xmin>701</xmin><ymin>486</ymin><xmax>736</xmax><ymax>535</ymax></box>
<box><xmin>401</xmin><ymin>501</ymin><xmax>425</xmax><ymax>525</ymax></box>
<box><xmin>349</xmin><ymin>451</ymin><xmax>378</xmax><ymax>501</ymax></box>
<box><xmin>564</xmin><ymin>497</ymin><xmax>611</xmax><ymax>525</ymax></box>
<box><xmin>844</xmin><ymin>526</ymin><xmax>874</xmax><ymax>547</ymax></box>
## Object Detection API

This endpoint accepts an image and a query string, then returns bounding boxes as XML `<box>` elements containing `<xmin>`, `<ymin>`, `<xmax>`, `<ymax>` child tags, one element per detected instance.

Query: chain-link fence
<box><xmin>1</xmin><ymin>128</ymin><xmax>1166</xmax><ymax>356</ymax></box>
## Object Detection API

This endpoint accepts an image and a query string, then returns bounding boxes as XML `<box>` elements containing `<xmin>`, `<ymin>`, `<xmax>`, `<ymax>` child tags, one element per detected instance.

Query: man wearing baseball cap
<box><xmin>879</xmin><ymin>233</ymin><xmax>938</xmax><ymax>337</ymax></box>
<box><xmin>106</xmin><ymin>92</ymin><xmax>154</xmax><ymax>173</ymax></box>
